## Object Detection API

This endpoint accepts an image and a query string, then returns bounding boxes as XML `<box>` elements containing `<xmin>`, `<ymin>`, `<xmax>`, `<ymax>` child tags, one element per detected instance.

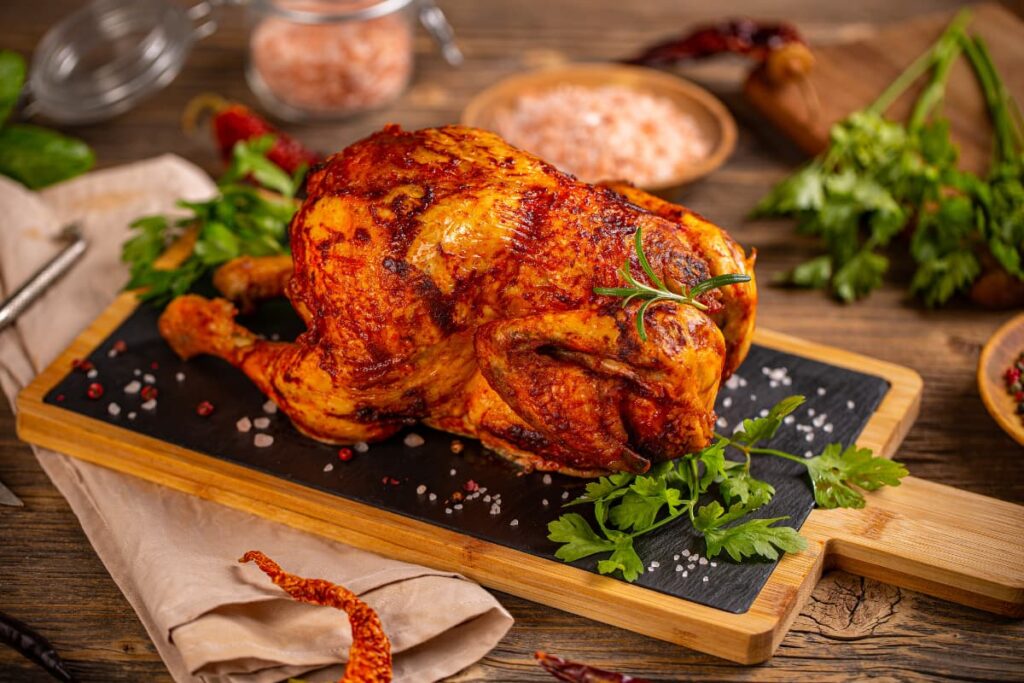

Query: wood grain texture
<box><xmin>744</xmin><ymin>3</ymin><xmax>1024</xmax><ymax>174</ymax></box>
<box><xmin>1</xmin><ymin>0</ymin><xmax>1023</xmax><ymax>681</ymax></box>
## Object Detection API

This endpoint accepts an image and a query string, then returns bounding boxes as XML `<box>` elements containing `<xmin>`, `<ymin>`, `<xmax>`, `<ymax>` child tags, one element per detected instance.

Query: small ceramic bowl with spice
<box><xmin>978</xmin><ymin>312</ymin><xmax>1024</xmax><ymax>446</ymax></box>
<box><xmin>461</xmin><ymin>63</ymin><xmax>736</xmax><ymax>192</ymax></box>
<box><xmin>245</xmin><ymin>0</ymin><xmax>462</xmax><ymax>122</ymax></box>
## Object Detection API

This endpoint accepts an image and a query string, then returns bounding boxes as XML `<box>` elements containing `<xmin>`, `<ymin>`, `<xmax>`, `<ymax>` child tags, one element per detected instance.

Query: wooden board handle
<box><xmin>803</xmin><ymin>476</ymin><xmax>1024</xmax><ymax>616</ymax></box>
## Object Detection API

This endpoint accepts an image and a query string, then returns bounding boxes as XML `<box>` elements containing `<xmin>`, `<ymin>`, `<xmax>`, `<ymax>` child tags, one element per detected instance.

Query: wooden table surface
<box><xmin>2</xmin><ymin>0</ymin><xmax>1023</xmax><ymax>680</ymax></box>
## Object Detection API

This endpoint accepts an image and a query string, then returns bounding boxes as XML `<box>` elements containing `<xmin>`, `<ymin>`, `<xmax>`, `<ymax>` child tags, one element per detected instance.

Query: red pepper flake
<box><xmin>464</xmin><ymin>479</ymin><xmax>479</xmax><ymax>493</ymax></box>
<box><xmin>196</xmin><ymin>400</ymin><xmax>215</xmax><ymax>417</ymax></box>
<box><xmin>55</xmin><ymin>394</ymin><xmax>65</xmax><ymax>402</ymax></box>
<box><xmin>113</xmin><ymin>340</ymin><xmax>128</xmax><ymax>353</ymax></box>
<box><xmin>338</xmin><ymin>448</ymin><xmax>354</xmax><ymax>462</ymax></box>
<box><xmin>150</xmin><ymin>361</ymin><xmax>160</xmax><ymax>370</ymax></box>
<box><xmin>389</xmin><ymin>478</ymin><xmax>400</xmax><ymax>486</ymax></box>
<box><xmin>86</xmin><ymin>383</ymin><xmax>104</xmax><ymax>400</ymax></box>
<box><xmin>71</xmin><ymin>358</ymin><xmax>94</xmax><ymax>373</ymax></box>
<box><xmin>140</xmin><ymin>385</ymin><xmax>159</xmax><ymax>401</ymax></box>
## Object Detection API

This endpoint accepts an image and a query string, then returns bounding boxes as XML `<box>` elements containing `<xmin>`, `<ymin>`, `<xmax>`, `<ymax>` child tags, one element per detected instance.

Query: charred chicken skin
<box><xmin>159</xmin><ymin>125</ymin><xmax>756</xmax><ymax>476</ymax></box>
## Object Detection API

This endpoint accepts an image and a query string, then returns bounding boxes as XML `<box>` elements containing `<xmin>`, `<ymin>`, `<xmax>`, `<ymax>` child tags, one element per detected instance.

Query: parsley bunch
<box><xmin>547</xmin><ymin>396</ymin><xmax>907</xmax><ymax>581</ymax></box>
<box><xmin>122</xmin><ymin>135</ymin><xmax>303</xmax><ymax>306</ymax></box>
<box><xmin>754</xmin><ymin>10</ymin><xmax>1024</xmax><ymax>306</ymax></box>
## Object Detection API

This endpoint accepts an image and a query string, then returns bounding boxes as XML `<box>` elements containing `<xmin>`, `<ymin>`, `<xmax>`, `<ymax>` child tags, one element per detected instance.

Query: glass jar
<box><xmin>245</xmin><ymin>0</ymin><xmax>419</xmax><ymax>121</ymax></box>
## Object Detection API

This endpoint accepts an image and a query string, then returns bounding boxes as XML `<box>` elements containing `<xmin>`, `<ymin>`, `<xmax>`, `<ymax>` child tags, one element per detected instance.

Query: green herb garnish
<box><xmin>547</xmin><ymin>395</ymin><xmax>907</xmax><ymax>581</ymax></box>
<box><xmin>594</xmin><ymin>226</ymin><xmax>751</xmax><ymax>340</ymax></box>
<box><xmin>754</xmin><ymin>9</ymin><xmax>1024</xmax><ymax>307</ymax></box>
<box><xmin>122</xmin><ymin>135</ymin><xmax>301</xmax><ymax>306</ymax></box>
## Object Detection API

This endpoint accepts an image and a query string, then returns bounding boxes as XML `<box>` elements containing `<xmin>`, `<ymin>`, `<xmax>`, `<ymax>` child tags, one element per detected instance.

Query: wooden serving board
<box><xmin>15</xmin><ymin>287</ymin><xmax>1024</xmax><ymax>664</ymax></box>
<box><xmin>745</xmin><ymin>3</ymin><xmax>1024</xmax><ymax>174</ymax></box>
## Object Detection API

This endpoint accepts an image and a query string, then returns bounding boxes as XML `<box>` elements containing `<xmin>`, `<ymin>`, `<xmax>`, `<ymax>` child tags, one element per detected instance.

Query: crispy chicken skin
<box><xmin>159</xmin><ymin>125</ymin><xmax>756</xmax><ymax>476</ymax></box>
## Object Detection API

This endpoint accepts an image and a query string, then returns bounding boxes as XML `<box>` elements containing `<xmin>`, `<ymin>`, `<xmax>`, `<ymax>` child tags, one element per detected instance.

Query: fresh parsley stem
<box><xmin>869</xmin><ymin>8</ymin><xmax>972</xmax><ymax>116</ymax></box>
<box><xmin>908</xmin><ymin>29</ymin><xmax>964</xmax><ymax>132</ymax></box>
<box><xmin>747</xmin><ymin>446</ymin><xmax>808</xmax><ymax>465</ymax></box>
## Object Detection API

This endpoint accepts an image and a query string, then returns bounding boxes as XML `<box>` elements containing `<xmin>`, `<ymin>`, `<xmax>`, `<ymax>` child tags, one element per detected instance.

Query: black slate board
<box><xmin>44</xmin><ymin>301</ymin><xmax>889</xmax><ymax>614</ymax></box>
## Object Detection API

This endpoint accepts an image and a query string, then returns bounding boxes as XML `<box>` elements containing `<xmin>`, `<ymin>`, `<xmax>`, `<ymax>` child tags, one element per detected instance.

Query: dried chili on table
<box><xmin>536</xmin><ymin>651</ymin><xmax>650</xmax><ymax>683</ymax></box>
<box><xmin>0</xmin><ymin>611</ymin><xmax>77</xmax><ymax>682</ymax></box>
<box><xmin>240</xmin><ymin>550</ymin><xmax>392</xmax><ymax>683</ymax></box>
<box><xmin>624</xmin><ymin>18</ymin><xmax>814</xmax><ymax>85</ymax></box>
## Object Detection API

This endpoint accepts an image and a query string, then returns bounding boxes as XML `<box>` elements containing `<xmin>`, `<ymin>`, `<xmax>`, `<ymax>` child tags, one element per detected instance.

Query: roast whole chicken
<box><xmin>159</xmin><ymin>125</ymin><xmax>757</xmax><ymax>477</ymax></box>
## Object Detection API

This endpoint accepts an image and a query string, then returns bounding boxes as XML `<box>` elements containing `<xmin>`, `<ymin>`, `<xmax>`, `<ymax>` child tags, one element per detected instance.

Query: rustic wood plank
<box><xmin>2</xmin><ymin>0</ymin><xmax>1023</xmax><ymax>680</ymax></box>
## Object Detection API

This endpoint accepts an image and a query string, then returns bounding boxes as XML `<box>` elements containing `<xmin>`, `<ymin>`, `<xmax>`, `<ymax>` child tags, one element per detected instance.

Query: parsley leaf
<box><xmin>694</xmin><ymin>503</ymin><xmax>808</xmax><ymax>562</ymax></box>
<box><xmin>597</xmin><ymin>538</ymin><xmax>644</xmax><ymax>582</ymax></box>
<box><xmin>805</xmin><ymin>444</ymin><xmax>909</xmax><ymax>509</ymax></box>
<box><xmin>547</xmin><ymin>513</ymin><xmax>616</xmax><ymax>562</ymax></box>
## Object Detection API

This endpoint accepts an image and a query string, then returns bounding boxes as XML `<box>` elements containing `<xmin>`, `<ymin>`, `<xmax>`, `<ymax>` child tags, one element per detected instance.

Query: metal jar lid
<box><xmin>26</xmin><ymin>0</ymin><xmax>461</xmax><ymax>125</ymax></box>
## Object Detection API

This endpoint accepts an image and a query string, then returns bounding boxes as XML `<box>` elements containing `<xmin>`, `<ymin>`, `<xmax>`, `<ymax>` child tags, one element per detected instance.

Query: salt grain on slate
<box><xmin>404</xmin><ymin>433</ymin><xmax>425</xmax><ymax>448</ymax></box>
<box><xmin>699</xmin><ymin>557</ymin><xmax>708</xmax><ymax>566</ymax></box>
<box><xmin>716</xmin><ymin>417</ymin><xmax>727</xmax><ymax>429</ymax></box>
<box><xmin>805</xmin><ymin>433</ymin><xmax>814</xmax><ymax>442</ymax></box>
<box><xmin>107</xmin><ymin>403</ymin><xmax>121</xmax><ymax>417</ymax></box>
<box><xmin>784</xmin><ymin>415</ymin><xmax>795</xmax><ymax>425</ymax></box>
<box><xmin>702</xmin><ymin>576</ymin><xmax>709</xmax><ymax>583</ymax></box>
<box><xmin>510</xmin><ymin>519</ymin><xmax>519</xmax><ymax>527</ymax></box>
<box><xmin>127</xmin><ymin>412</ymin><xmax>137</xmax><ymax>420</ymax></box>
<box><xmin>416</xmin><ymin>484</ymin><xmax>427</xmax><ymax>495</ymax></box>
<box><xmin>758</xmin><ymin>408</ymin><xmax>769</xmax><ymax>417</ymax></box>
<box><xmin>124</xmin><ymin>380</ymin><xmax>141</xmax><ymax>394</ymax></box>
<box><xmin>454</xmin><ymin>503</ymin><xmax>463</xmax><ymax>510</ymax></box>
<box><xmin>236</xmin><ymin>417</ymin><xmax>252</xmax><ymax>432</ymax></box>
<box><xmin>542</xmin><ymin>474</ymin><xmax>552</xmax><ymax>485</ymax></box>
<box><xmin>253</xmin><ymin>417</ymin><xmax>271</xmax><ymax>429</ymax></box>
<box><xmin>133</xmin><ymin>369</ymin><xmax>141</xmax><ymax>377</ymax></box>
<box><xmin>87</xmin><ymin>369</ymin><xmax>98</xmax><ymax>379</ymax></box>
<box><xmin>650</xmin><ymin>561</ymin><xmax>660</xmax><ymax>568</ymax></box>
<box><xmin>141</xmin><ymin>399</ymin><xmax>157</xmax><ymax>411</ymax></box>
<box><xmin>323</xmin><ymin>463</ymin><xmax>334</xmax><ymax>472</ymax></box>
<box><xmin>143</xmin><ymin>374</ymin><xmax>155</xmax><ymax>384</ymax></box>
<box><xmin>175</xmin><ymin>372</ymin><xmax>185</xmax><ymax>382</ymax></box>
<box><xmin>445</xmin><ymin>508</ymin><xmax>452</xmax><ymax>515</ymax></box>
<box><xmin>722</xmin><ymin>396</ymin><xmax>732</xmax><ymax>408</ymax></box>
<box><xmin>353</xmin><ymin>441</ymin><xmax>369</xmax><ymax>453</ymax></box>
<box><xmin>263</xmin><ymin>400</ymin><xmax>278</xmax><ymax>414</ymax></box>
<box><xmin>824</xmin><ymin>423</ymin><xmax>834</xmax><ymax>433</ymax></box>
<box><xmin>676</xmin><ymin>564</ymin><xmax>683</xmax><ymax>571</ymax></box>
<box><xmin>561</xmin><ymin>491</ymin><xmax>569</xmax><ymax>500</ymax></box>
<box><xmin>808</xmin><ymin>408</ymin><xmax>816</xmax><ymax>417</ymax></box>
<box><xmin>804</xmin><ymin>450</ymin><xmax>813</xmax><ymax>458</ymax></box>
<box><xmin>817</xmin><ymin>387</ymin><xmax>826</xmax><ymax>396</ymax></box>
<box><xmin>682</xmin><ymin>571</ymin><xmax>688</xmax><ymax>578</ymax></box>
<box><xmin>542</xmin><ymin>499</ymin><xmax>549</xmax><ymax>506</ymax></box>
<box><xmin>428</xmin><ymin>493</ymin><xmax>437</xmax><ymax>501</ymax></box>
<box><xmin>847</xmin><ymin>400</ymin><xmax>856</xmax><ymax>410</ymax></box>
<box><xmin>449</xmin><ymin>468</ymin><xmax>457</xmax><ymax>476</ymax></box>
<box><xmin>254</xmin><ymin>434</ymin><xmax>274</xmax><ymax>448</ymax></box>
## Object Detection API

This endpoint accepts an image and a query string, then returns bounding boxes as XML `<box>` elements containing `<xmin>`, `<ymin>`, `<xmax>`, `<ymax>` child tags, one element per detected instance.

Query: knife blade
<box><xmin>0</xmin><ymin>478</ymin><xmax>23</xmax><ymax>507</ymax></box>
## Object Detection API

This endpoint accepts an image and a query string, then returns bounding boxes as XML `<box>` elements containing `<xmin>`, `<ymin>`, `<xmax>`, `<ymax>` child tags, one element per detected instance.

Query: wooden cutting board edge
<box><xmin>15</xmin><ymin>283</ymin><xmax>929</xmax><ymax>665</ymax></box>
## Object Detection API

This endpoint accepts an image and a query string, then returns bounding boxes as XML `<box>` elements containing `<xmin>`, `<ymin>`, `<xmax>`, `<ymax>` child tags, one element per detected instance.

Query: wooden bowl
<box><xmin>460</xmin><ymin>63</ymin><xmax>737</xmax><ymax>191</ymax></box>
<box><xmin>978</xmin><ymin>312</ymin><xmax>1024</xmax><ymax>446</ymax></box>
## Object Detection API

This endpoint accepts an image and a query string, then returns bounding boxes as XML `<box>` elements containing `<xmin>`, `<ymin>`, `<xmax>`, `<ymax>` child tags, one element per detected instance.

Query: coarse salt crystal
<box><xmin>682</xmin><ymin>549</ymin><xmax>690</xmax><ymax>557</ymax></box>
<box><xmin>141</xmin><ymin>399</ymin><xmax>157</xmax><ymax>411</ymax></box>
<box><xmin>711</xmin><ymin>562</ymin><xmax>717</xmax><ymax>567</ymax></box>
<box><xmin>784</xmin><ymin>415</ymin><xmax>795</xmax><ymax>425</ymax></box>
<box><xmin>127</xmin><ymin>412</ymin><xmax>137</xmax><ymax>420</ymax></box>
<box><xmin>133</xmin><ymin>369</ymin><xmax>141</xmax><ymax>377</ymax></box>
<box><xmin>354</xmin><ymin>441</ymin><xmax>369</xmax><ymax>453</ymax></box>
<box><xmin>143</xmin><ymin>373</ymin><xmax>155</xmax><ymax>384</ymax></box>
<box><xmin>176</xmin><ymin>372</ymin><xmax>185</xmax><ymax>382</ymax></box>
<box><xmin>542</xmin><ymin>474</ymin><xmax>552</xmax><ymax>485</ymax></box>
<box><xmin>817</xmin><ymin>387</ymin><xmax>827</xmax><ymax>396</ymax></box>
<box><xmin>847</xmin><ymin>400</ymin><xmax>856</xmax><ymax>410</ymax></box>
<box><xmin>428</xmin><ymin>492</ymin><xmax>437</xmax><ymax>502</ymax></box>
<box><xmin>804</xmin><ymin>450</ymin><xmax>813</xmax><ymax>458</ymax></box>
<box><xmin>758</xmin><ymin>408</ymin><xmax>769</xmax><ymax>418</ymax></box>
<box><xmin>416</xmin><ymin>484</ymin><xmax>427</xmax><ymax>495</ymax></box>
<box><xmin>673</xmin><ymin>554</ymin><xmax>679</xmax><ymax>561</ymax></box>
<box><xmin>263</xmin><ymin>400</ymin><xmax>278</xmax><ymax>414</ymax></box>
<box><xmin>237</xmin><ymin>417</ymin><xmax>252</xmax><ymax>432</ymax></box>
<box><xmin>650</xmin><ymin>561</ymin><xmax>660</xmax><ymax>568</ymax></box>
<box><xmin>107</xmin><ymin>403</ymin><xmax>121</xmax><ymax>417</ymax></box>
<box><xmin>699</xmin><ymin>557</ymin><xmax>708</xmax><ymax>566</ymax></box>
<box><xmin>542</xmin><ymin>499</ymin><xmax>549</xmax><ymax>506</ymax></box>
<box><xmin>716</xmin><ymin>417</ymin><xmax>727</xmax><ymax>429</ymax></box>
<box><xmin>454</xmin><ymin>503</ymin><xmax>463</xmax><ymax>510</ymax></box>
<box><xmin>445</xmin><ymin>507</ymin><xmax>453</xmax><ymax>515</ymax></box>
<box><xmin>449</xmin><ymin>468</ymin><xmax>457</xmax><ymax>476</ymax></box>
<box><xmin>254</xmin><ymin>433</ymin><xmax>274</xmax><ymax>448</ymax></box>
<box><xmin>805</xmin><ymin>433</ymin><xmax>814</xmax><ymax>442</ymax></box>
<box><xmin>87</xmin><ymin>369</ymin><xmax>98</xmax><ymax>379</ymax></box>
<box><xmin>489</xmin><ymin>504</ymin><xmax>501</xmax><ymax>515</ymax></box>
<box><xmin>676</xmin><ymin>564</ymin><xmax>683</xmax><ymax>572</ymax></box>
<box><xmin>323</xmin><ymin>463</ymin><xmax>334</xmax><ymax>472</ymax></box>
<box><xmin>808</xmin><ymin>408</ymin><xmax>816</xmax><ymax>417</ymax></box>
<box><xmin>682</xmin><ymin>571</ymin><xmax>689</xmax><ymax>578</ymax></box>
<box><xmin>404</xmin><ymin>433</ymin><xmax>425</xmax><ymax>448</ymax></box>
<box><xmin>702</xmin><ymin>576</ymin><xmax>709</xmax><ymax>583</ymax></box>
<box><xmin>510</xmin><ymin>519</ymin><xmax>519</xmax><ymax>527</ymax></box>
<box><xmin>722</xmin><ymin>396</ymin><xmax>733</xmax><ymax>408</ymax></box>
<box><xmin>124</xmin><ymin>380</ymin><xmax>141</xmax><ymax>394</ymax></box>
<box><xmin>253</xmin><ymin>417</ymin><xmax>270</xmax><ymax>429</ymax></box>
<box><xmin>561</xmin><ymin>491</ymin><xmax>569</xmax><ymax>500</ymax></box>
<box><xmin>824</xmin><ymin>423</ymin><xmax>834</xmax><ymax>433</ymax></box>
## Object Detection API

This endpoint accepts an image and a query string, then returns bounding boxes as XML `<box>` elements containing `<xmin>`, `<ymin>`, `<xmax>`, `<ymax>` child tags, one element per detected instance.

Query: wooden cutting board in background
<box><xmin>745</xmin><ymin>3</ymin><xmax>1024</xmax><ymax>173</ymax></box>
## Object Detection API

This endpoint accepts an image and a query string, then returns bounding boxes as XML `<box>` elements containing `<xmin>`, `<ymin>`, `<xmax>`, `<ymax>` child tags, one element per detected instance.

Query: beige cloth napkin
<box><xmin>0</xmin><ymin>156</ymin><xmax>512</xmax><ymax>683</ymax></box>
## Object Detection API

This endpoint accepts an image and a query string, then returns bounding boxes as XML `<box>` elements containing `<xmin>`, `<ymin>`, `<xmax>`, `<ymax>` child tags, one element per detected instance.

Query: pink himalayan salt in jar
<box><xmin>246</xmin><ymin>0</ymin><xmax>416</xmax><ymax>121</ymax></box>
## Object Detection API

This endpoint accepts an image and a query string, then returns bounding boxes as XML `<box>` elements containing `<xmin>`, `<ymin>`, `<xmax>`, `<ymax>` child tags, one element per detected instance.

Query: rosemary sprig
<box><xmin>594</xmin><ymin>227</ymin><xmax>751</xmax><ymax>340</ymax></box>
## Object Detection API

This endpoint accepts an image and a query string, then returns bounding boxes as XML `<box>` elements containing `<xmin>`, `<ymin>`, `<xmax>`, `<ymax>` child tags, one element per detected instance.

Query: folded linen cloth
<box><xmin>0</xmin><ymin>156</ymin><xmax>512</xmax><ymax>683</ymax></box>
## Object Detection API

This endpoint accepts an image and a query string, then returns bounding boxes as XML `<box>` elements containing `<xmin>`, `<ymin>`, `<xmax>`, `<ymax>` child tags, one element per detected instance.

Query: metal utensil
<box><xmin>0</xmin><ymin>224</ymin><xmax>88</xmax><ymax>333</ymax></box>
<box><xmin>0</xmin><ymin>480</ymin><xmax>23</xmax><ymax>507</ymax></box>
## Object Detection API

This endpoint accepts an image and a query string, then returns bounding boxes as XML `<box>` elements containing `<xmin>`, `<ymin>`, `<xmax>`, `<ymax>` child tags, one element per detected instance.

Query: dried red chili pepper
<box><xmin>240</xmin><ymin>551</ymin><xmax>391</xmax><ymax>683</ymax></box>
<box><xmin>140</xmin><ymin>385</ymin><xmax>158</xmax><ymax>402</ymax></box>
<box><xmin>535</xmin><ymin>651</ymin><xmax>650</xmax><ymax>683</ymax></box>
<box><xmin>196</xmin><ymin>400</ymin><xmax>215</xmax><ymax>417</ymax></box>
<box><xmin>184</xmin><ymin>95</ymin><xmax>322</xmax><ymax>175</ymax></box>
<box><xmin>624</xmin><ymin>18</ymin><xmax>814</xmax><ymax>85</ymax></box>
<box><xmin>86</xmin><ymin>383</ymin><xmax>103</xmax><ymax>400</ymax></box>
